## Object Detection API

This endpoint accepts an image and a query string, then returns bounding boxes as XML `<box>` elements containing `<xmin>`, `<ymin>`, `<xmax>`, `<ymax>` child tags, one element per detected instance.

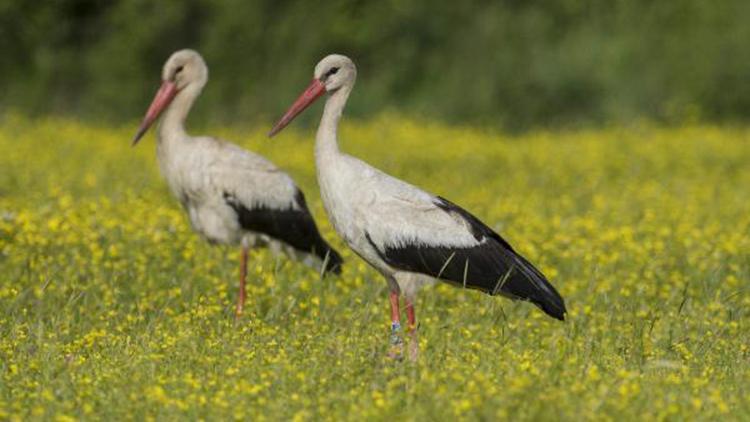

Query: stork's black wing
<box><xmin>366</xmin><ymin>196</ymin><xmax>565</xmax><ymax>320</ymax></box>
<box><xmin>224</xmin><ymin>189</ymin><xmax>342</xmax><ymax>275</ymax></box>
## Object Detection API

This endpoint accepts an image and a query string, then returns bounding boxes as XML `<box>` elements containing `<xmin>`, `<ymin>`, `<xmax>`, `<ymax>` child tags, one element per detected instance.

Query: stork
<box><xmin>269</xmin><ymin>54</ymin><xmax>566</xmax><ymax>359</ymax></box>
<box><xmin>132</xmin><ymin>49</ymin><xmax>343</xmax><ymax>317</ymax></box>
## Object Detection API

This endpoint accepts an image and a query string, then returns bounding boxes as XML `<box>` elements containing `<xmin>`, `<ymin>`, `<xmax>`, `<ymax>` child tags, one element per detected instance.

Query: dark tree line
<box><xmin>2</xmin><ymin>0</ymin><xmax>750</xmax><ymax>130</ymax></box>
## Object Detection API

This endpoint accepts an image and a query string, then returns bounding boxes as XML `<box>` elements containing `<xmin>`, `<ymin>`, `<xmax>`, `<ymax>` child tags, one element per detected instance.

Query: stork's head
<box><xmin>269</xmin><ymin>54</ymin><xmax>357</xmax><ymax>137</ymax></box>
<box><xmin>132</xmin><ymin>49</ymin><xmax>208</xmax><ymax>145</ymax></box>
<box><xmin>314</xmin><ymin>54</ymin><xmax>357</xmax><ymax>93</ymax></box>
<box><xmin>162</xmin><ymin>49</ymin><xmax>208</xmax><ymax>91</ymax></box>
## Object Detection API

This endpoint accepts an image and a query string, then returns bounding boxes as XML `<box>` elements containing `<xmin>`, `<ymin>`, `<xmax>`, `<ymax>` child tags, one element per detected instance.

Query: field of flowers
<box><xmin>0</xmin><ymin>115</ymin><xmax>748</xmax><ymax>420</ymax></box>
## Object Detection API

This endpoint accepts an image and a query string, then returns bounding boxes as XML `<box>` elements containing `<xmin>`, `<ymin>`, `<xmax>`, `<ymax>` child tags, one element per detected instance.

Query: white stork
<box><xmin>269</xmin><ymin>54</ymin><xmax>566</xmax><ymax>359</ymax></box>
<box><xmin>132</xmin><ymin>49</ymin><xmax>342</xmax><ymax>317</ymax></box>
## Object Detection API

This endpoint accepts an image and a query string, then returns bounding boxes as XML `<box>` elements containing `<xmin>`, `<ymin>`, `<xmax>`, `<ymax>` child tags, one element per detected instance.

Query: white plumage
<box><xmin>317</xmin><ymin>153</ymin><xmax>478</xmax><ymax>281</ymax></box>
<box><xmin>158</xmin><ymin>134</ymin><xmax>298</xmax><ymax>245</ymax></box>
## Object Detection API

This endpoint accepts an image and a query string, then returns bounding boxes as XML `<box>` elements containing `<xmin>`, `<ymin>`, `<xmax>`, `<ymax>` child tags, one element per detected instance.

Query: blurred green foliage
<box><xmin>2</xmin><ymin>0</ymin><xmax>750</xmax><ymax>130</ymax></box>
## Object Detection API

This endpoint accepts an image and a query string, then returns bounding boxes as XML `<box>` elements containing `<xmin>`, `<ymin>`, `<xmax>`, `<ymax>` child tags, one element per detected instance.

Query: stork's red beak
<box><xmin>132</xmin><ymin>81</ymin><xmax>178</xmax><ymax>146</ymax></box>
<box><xmin>268</xmin><ymin>79</ymin><xmax>326</xmax><ymax>137</ymax></box>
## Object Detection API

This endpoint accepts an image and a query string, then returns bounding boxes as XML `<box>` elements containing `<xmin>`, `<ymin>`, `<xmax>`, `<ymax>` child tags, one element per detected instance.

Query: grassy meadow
<box><xmin>0</xmin><ymin>115</ymin><xmax>749</xmax><ymax>420</ymax></box>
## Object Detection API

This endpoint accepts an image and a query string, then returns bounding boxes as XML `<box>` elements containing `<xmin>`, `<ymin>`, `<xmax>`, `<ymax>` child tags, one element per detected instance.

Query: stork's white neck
<box><xmin>158</xmin><ymin>83</ymin><xmax>203</xmax><ymax>142</ymax></box>
<box><xmin>315</xmin><ymin>85</ymin><xmax>352</xmax><ymax>161</ymax></box>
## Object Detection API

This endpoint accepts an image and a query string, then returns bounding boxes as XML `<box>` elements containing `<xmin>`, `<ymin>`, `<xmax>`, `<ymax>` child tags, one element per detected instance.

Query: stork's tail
<box><xmin>317</xmin><ymin>242</ymin><xmax>343</xmax><ymax>275</ymax></box>
<box><xmin>498</xmin><ymin>253</ymin><xmax>567</xmax><ymax>320</ymax></box>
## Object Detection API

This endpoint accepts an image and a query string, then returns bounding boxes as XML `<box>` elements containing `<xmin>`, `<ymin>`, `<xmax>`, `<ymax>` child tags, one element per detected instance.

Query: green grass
<box><xmin>1</xmin><ymin>115</ymin><xmax>749</xmax><ymax>420</ymax></box>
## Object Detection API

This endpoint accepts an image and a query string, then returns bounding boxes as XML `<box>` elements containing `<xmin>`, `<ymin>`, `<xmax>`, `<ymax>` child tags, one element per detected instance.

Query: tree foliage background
<box><xmin>2</xmin><ymin>0</ymin><xmax>750</xmax><ymax>130</ymax></box>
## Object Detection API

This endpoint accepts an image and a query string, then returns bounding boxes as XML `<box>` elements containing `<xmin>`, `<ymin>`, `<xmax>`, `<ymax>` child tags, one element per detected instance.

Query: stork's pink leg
<box><xmin>390</xmin><ymin>291</ymin><xmax>401</xmax><ymax>325</ymax></box>
<box><xmin>405</xmin><ymin>296</ymin><xmax>419</xmax><ymax>361</ymax></box>
<box><xmin>406</xmin><ymin>298</ymin><xmax>416</xmax><ymax>329</ymax></box>
<box><xmin>388</xmin><ymin>290</ymin><xmax>404</xmax><ymax>359</ymax></box>
<box><xmin>235</xmin><ymin>246</ymin><xmax>249</xmax><ymax>318</ymax></box>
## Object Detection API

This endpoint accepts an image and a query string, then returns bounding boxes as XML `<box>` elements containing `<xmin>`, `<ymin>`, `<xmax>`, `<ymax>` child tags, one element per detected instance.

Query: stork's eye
<box><xmin>327</xmin><ymin>67</ymin><xmax>339</xmax><ymax>76</ymax></box>
<box><xmin>175</xmin><ymin>65</ymin><xmax>184</xmax><ymax>74</ymax></box>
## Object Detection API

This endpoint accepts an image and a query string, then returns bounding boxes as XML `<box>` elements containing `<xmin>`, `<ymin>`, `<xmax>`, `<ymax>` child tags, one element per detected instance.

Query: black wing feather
<box><xmin>224</xmin><ymin>189</ymin><xmax>342</xmax><ymax>275</ymax></box>
<box><xmin>367</xmin><ymin>196</ymin><xmax>566</xmax><ymax>320</ymax></box>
